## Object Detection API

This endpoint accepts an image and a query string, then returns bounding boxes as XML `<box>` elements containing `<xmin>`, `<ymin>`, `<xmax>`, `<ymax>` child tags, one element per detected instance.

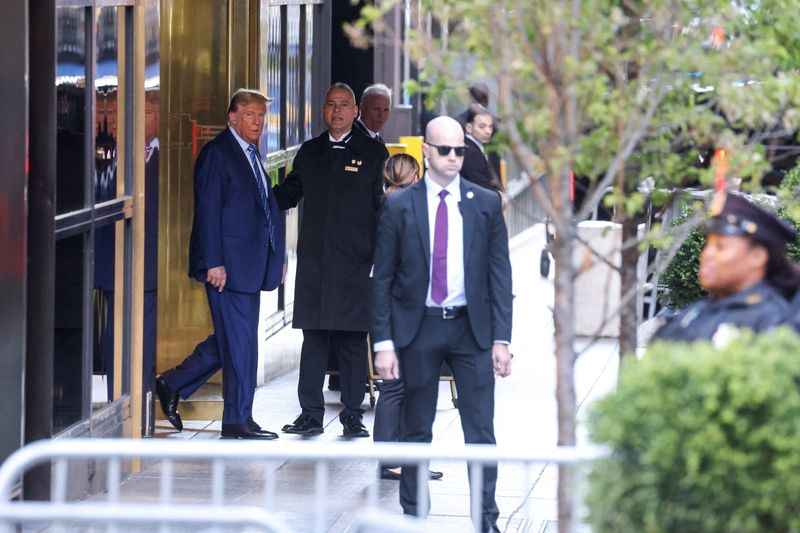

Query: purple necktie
<box><xmin>431</xmin><ymin>189</ymin><xmax>449</xmax><ymax>304</ymax></box>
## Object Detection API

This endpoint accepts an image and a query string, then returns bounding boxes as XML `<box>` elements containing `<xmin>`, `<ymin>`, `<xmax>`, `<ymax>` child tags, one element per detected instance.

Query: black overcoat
<box><xmin>273</xmin><ymin>129</ymin><xmax>388</xmax><ymax>331</ymax></box>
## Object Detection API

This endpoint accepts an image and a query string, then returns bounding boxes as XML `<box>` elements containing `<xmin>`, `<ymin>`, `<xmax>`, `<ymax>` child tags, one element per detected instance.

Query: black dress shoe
<box><xmin>379</xmin><ymin>467</ymin><xmax>443</xmax><ymax>481</ymax></box>
<box><xmin>155</xmin><ymin>376</ymin><xmax>182</xmax><ymax>432</ymax></box>
<box><xmin>246</xmin><ymin>418</ymin><xmax>279</xmax><ymax>439</ymax></box>
<box><xmin>221</xmin><ymin>423</ymin><xmax>278</xmax><ymax>440</ymax></box>
<box><xmin>281</xmin><ymin>414</ymin><xmax>324</xmax><ymax>436</ymax></box>
<box><xmin>341</xmin><ymin>415</ymin><xmax>369</xmax><ymax>438</ymax></box>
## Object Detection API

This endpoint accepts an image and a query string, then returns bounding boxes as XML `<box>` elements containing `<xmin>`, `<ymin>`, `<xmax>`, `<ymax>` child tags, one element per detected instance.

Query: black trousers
<box><xmin>398</xmin><ymin>313</ymin><xmax>499</xmax><ymax>531</ymax></box>
<box><xmin>299</xmin><ymin>329</ymin><xmax>367</xmax><ymax>422</ymax></box>
<box><xmin>373</xmin><ymin>378</ymin><xmax>404</xmax><ymax>469</ymax></box>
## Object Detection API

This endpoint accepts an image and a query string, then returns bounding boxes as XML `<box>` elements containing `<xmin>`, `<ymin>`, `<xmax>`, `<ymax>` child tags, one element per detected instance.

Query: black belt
<box><xmin>424</xmin><ymin>306</ymin><xmax>468</xmax><ymax>320</ymax></box>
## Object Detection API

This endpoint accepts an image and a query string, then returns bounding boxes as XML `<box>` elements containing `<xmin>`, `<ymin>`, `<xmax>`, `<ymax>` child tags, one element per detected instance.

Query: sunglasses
<box><xmin>427</xmin><ymin>144</ymin><xmax>466</xmax><ymax>157</ymax></box>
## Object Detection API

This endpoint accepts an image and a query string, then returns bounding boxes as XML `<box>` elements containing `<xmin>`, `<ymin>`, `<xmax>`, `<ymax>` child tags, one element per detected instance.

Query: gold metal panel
<box><xmin>130</xmin><ymin>2</ymin><xmax>146</xmax><ymax>440</ymax></box>
<box><xmin>154</xmin><ymin>383</ymin><xmax>223</xmax><ymax>421</ymax></box>
<box><xmin>155</xmin><ymin>401</ymin><xmax>223</xmax><ymax>421</ymax></box>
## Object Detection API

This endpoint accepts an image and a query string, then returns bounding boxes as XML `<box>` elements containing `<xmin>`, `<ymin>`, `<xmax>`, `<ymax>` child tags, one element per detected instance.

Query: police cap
<box><xmin>707</xmin><ymin>191</ymin><xmax>797</xmax><ymax>249</ymax></box>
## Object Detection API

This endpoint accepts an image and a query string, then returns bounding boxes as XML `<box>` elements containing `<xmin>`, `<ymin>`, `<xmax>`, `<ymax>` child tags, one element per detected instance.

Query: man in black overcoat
<box><xmin>273</xmin><ymin>82</ymin><xmax>389</xmax><ymax>438</ymax></box>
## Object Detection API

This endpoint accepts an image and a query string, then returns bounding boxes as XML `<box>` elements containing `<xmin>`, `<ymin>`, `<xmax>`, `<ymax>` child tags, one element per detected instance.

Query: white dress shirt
<box><xmin>373</xmin><ymin>174</ymin><xmax>466</xmax><ymax>353</ymax></box>
<box><xmin>423</xmin><ymin>173</ymin><xmax>466</xmax><ymax>307</ymax></box>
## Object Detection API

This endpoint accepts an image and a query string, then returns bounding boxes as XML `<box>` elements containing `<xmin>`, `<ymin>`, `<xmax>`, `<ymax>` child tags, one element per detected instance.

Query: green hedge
<box><xmin>587</xmin><ymin>328</ymin><xmax>800</xmax><ymax>532</ymax></box>
<box><xmin>658</xmin><ymin>208</ymin><xmax>708</xmax><ymax>309</ymax></box>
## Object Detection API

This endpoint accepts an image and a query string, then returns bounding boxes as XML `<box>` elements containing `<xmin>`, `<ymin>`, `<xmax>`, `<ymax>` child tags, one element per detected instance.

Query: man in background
<box><xmin>461</xmin><ymin>104</ymin><xmax>503</xmax><ymax>195</ymax></box>
<box><xmin>354</xmin><ymin>83</ymin><xmax>391</xmax><ymax>143</ymax></box>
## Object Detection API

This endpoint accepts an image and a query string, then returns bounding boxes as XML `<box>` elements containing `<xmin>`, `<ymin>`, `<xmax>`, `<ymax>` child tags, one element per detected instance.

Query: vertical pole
<box><xmin>24</xmin><ymin>0</ymin><xmax>55</xmax><ymax>500</ymax></box>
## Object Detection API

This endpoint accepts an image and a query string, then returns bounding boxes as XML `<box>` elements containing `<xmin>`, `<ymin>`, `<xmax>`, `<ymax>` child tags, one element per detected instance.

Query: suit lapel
<box><xmin>460</xmin><ymin>178</ymin><xmax>477</xmax><ymax>264</ymax></box>
<box><xmin>223</xmin><ymin>128</ymin><xmax>267</xmax><ymax>220</ymax></box>
<box><xmin>411</xmin><ymin>181</ymin><xmax>431</xmax><ymax>262</ymax></box>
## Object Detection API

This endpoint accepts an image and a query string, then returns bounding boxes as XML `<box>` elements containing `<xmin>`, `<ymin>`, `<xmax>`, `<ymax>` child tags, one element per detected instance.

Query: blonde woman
<box><xmin>382</xmin><ymin>153</ymin><xmax>419</xmax><ymax>194</ymax></box>
<box><xmin>373</xmin><ymin>154</ymin><xmax>443</xmax><ymax>481</ymax></box>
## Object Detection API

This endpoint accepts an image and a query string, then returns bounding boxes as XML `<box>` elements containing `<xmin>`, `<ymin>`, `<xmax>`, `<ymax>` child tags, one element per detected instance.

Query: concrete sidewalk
<box><xmin>146</xmin><ymin>223</ymin><xmax>619</xmax><ymax>532</ymax></box>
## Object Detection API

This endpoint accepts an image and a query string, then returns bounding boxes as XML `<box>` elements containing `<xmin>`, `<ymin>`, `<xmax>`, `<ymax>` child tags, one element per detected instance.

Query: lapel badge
<box><xmin>345</xmin><ymin>165</ymin><xmax>359</xmax><ymax>172</ymax></box>
<box><xmin>466</xmin><ymin>191</ymin><xmax>474</xmax><ymax>199</ymax></box>
<box><xmin>351</xmin><ymin>159</ymin><xmax>356</xmax><ymax>164</ymax></box>
<box><xmin>357</xmin><ymin>160</ymin><xmax>363</xmax><ymax>166</ymax></box>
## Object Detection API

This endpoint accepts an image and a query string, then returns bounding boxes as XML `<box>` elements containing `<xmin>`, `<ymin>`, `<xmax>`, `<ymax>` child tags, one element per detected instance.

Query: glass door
<box><xmin>54</xmin><ymin>1</ymin><xmax>138</xmax><ymax>436</ymax></box>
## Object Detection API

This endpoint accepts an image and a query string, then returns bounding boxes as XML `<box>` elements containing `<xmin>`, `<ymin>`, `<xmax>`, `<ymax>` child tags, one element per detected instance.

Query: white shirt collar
<box><xmin>466</xmin><ymin>133</ymin><xmax>484</xmax><ymax>153</ymax></box>
<box><xmin>228</xmin><ymin>125</ymin><xmax>257</xmax><ymax>156</ymax></box>
<box><xmin>146</xmin><ymin>137</ymin><xmax>160</xmax><ymax>163</ymax></box>
<box><xmin>357</xmin><ymin>118</ymin><xmax>379</xmax><ymax>139</ymax></box>
<box><xmin>424</xmin><ymin>172</ymin><xmax>461</xmax><ymax>201</ymax></box>
<box><xmin>328</xmin><ymin>129</ymin><xmax>353</xmax><ymax>142</ymax></box>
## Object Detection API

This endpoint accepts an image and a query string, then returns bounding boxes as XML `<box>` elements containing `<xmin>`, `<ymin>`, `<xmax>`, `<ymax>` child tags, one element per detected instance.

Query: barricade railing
<box><xmin>0</xmin><ymin>438</ymin><xmax>606</xmax><ymax>533</ymax></box>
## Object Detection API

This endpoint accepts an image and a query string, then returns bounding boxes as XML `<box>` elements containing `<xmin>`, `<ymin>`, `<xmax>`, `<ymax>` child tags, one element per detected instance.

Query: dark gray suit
<box><xmin>372</xmin><ymin>176</ymin><xmax>512</xmax><ymax>531</ymax></box>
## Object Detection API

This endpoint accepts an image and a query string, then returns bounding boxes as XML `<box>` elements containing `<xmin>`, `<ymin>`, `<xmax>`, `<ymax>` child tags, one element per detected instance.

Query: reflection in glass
<box><xmin>143</xmin><ymin>0</ymin><xmax>161</xmax><ymax>433</ymax></box>
<box><xmin>305</xmin><ymin>5</ymin><xmax>314</xmax><ymax>140</ymax></box>
<box><xmin>259</xmin><ymin>4</ymin><xmax>282</xmax><ymax>154</ymax></box>
<box><xmin>94</xmin><ymin>7</ymin><xmax>119</xmax><ymax>403</ymax></box>
<box><xmin>54</xmin><ymin>234</ymin><xmax>86</xmax><ymax>432</ymax></box>
<box><xmin>56</xmin><ymin>7</ymin><xmax>87</xmax><ymax>215</ymax></box>
<box><xmin>286</xmin><ymin>5</ymin><xmax>301</xmax><ymax>147</ymax></box>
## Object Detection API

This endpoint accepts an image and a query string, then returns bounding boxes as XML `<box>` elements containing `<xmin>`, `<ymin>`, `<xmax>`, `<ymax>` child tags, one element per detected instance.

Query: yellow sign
<box><xmin>385</xmin><ymin>143</ymin><xmax>407</xmax><ymax>157</ymax></box>
<box><xmin>399</xmin><ymin>136</ymin><xmax>424</xmax><ymax>171</ymax></box>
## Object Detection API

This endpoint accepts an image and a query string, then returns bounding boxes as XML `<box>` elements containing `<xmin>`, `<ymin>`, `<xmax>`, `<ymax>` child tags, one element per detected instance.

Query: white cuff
<box><xmin>373</xmin><ymin>340</ymin><xmax>396</xmax><ymax>352</ymax></box>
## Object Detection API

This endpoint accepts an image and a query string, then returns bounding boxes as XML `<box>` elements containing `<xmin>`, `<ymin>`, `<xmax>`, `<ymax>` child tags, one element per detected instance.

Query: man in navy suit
<box><xmin>155</xmin><ymin>89</ymin><xmax>285</xmax><ymax>440</ymax></box>
<box><xmin>373</xmin><ymin>116</ymin><xmax>513</xmax><ymax>532</ymax></box>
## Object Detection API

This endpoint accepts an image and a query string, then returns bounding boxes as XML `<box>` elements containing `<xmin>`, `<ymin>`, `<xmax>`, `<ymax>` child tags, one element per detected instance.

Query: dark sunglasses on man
<box><xmin>427</xmin><ymin>144</ymin><xmax>466</xmax><ymax>157</ymax></box>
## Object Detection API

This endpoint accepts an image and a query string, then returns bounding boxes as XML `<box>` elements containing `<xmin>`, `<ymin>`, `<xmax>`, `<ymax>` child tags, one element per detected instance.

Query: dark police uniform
<box><xmin>653</xmin><ymin>191</ymin><xmax>796</xmax><ymax>342</ymax></box>
<box><xmin>653</xmin><ymin>281</ymin><xmax>788</xmax><ymax>342</ymax></box>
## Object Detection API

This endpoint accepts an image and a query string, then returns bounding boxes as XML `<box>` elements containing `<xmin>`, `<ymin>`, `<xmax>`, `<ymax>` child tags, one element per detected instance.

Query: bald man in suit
<box><xmin>372</xmin><ymin>116</ymin><xmax>513</xmax><ymax>532</ymax></box>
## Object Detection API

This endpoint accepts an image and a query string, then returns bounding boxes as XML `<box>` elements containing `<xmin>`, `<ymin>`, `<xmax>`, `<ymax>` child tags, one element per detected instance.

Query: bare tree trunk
<box><xmin>550</xmin><ymin>167</ymin><xmax>577</xmax><ymax>533</ymax></box>
<box><xmin>553</xmin><ymin>226</ymin><xmax>577</xmax><ymax>532</ymax></box>
<box><xmin>618</xmin><ymin>217</ymin><xmax>639</xmax><ymax>360</ymax></box>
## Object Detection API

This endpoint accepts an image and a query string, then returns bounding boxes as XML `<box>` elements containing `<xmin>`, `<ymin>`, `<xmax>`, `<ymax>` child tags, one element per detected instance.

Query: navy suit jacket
<box><xmin>372</xmin><ymin>177</ymin><xmax>512</xmax><ymax>350</ymax></box>
<box><xmin>188</xmin><ymin>127</ymin><xmax>285</xmax><ymax>293</ymax></box>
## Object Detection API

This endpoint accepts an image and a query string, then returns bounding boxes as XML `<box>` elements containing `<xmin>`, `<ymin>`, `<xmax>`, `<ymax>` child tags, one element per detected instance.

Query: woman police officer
<box><xmin>654</xmin><ymin>191</ymin><xmax>800</xmax><ymax>343</ymax></box>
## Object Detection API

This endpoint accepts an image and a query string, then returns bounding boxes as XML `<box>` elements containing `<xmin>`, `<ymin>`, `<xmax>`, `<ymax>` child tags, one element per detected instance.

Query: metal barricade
<box><xmin>0</xmin><ymin>438</ymin><xmax>606</xmax><ymax>533</ymax></box>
